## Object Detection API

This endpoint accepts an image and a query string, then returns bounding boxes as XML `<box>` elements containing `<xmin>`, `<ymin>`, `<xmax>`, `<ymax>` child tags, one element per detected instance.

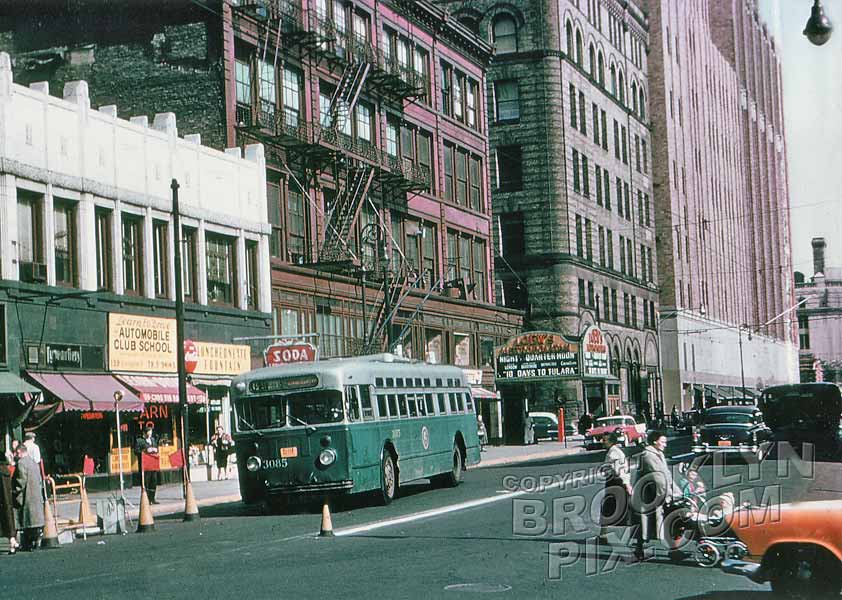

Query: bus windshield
<box><xmin>237</xmin><ymin>390</ymin><xmax>344</xmax><ymax>430</ymax></box>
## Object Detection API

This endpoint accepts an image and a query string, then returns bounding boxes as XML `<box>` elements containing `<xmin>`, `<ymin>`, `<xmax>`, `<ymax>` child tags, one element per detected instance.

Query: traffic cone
<box><xmin>319</xmin><ymin>500</ymin><xmax>334</xmax><ymax>537</ymax></box>
<box><xmin>136</xmin><ymin>488</ymin><xmax>155</xmax><ymax>533</ymax></box>
<box><xmin>41</xmin><ymin>499</ymin><xmax>60</xmax><ymax>549</ymax></box>
<box><xmin>183</xmin><ymin>480</ymin><xmax>199</xmax><ymax>522</ymax></box>
<box><xmin>77</xmin><ymin>485</ymin><xmax>96</xmax><ymax>528</ymax></box>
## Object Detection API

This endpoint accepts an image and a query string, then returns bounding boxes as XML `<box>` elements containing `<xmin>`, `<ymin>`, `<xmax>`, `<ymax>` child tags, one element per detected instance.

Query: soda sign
<box><xmin>264</xmin><ymin>343</ymin><xmax>318</xmax><ymax>366</ymax></box>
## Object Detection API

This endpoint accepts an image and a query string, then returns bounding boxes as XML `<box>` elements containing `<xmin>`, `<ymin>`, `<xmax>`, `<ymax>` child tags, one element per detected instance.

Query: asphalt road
<box><xmin>2</xmin><ymin>447</ymin><xmax>836</xmax><ymax>600</ymax></box>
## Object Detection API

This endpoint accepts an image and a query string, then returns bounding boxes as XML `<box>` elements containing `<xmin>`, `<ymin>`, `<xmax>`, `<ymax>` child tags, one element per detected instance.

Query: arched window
<box><xmin>493</xmin><ymin>15</ymin><xmax>518</xmax><ymax>54</ymax></box>
<box><xmin>618</xmin><ymin>68</ymin><xmax>625</xmax><ymax>105</ymax></box>
<box><xmin>588</xmin><ymin>43</ymin><xmax>596</xmax><ymax>77</ymax></box>
<box><xmin>597</xmin><ymin>51</ymin><xmax>605</xmax><ymax>86</ymax></box>
<box><xmin>575</xmin><ymin>29</ymin><xmax>583</xmax><ymax>66</ymax></box>
<box><xmin>609</xmin><ymin>63</ymin><xmax>616</xmax><ymax>95</ymax></box>
<box><xmin>631</xmin><ymin>81</ymin><xmax>638</xmax><ymax>113</ymax></box>
<box><xmin>611</xmin><ymin>346</ymin><xmax>621</xmax><ymax>378</ymax></box>
<box><xmin>639</xmin><ymin>88</ymin><xmax>646</xmax><ymax>120</ymax></box>
<box><xmin>565</xmin><ymin>21</ymin><xmax>573</xmax><ymax>58</ymax></box>
<box><xmin>459</xmin><ymin>16</ymin><xmax>480</xmax><ymax>36</ymax></box>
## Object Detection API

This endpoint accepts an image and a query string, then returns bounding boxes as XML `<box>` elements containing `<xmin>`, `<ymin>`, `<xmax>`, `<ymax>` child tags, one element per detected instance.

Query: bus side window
<box><xmin>448</xmin><ymin>393</ymin><xmax>457</xmax><ymax>413</ymax></box>
<box><xmin>456</xmin><ymin>393</ymin><xmax>465</xmax><ymax>413</ymax></box>
<box><xmin>407</xmin><ymin>394</ymin><xmax>419</xmax><ymax>417</ymax></box>
<box><xmin>377</xmin><ymin>394</ymin><xmax>389</xmax><ymax>419</ymax></box>
<box><xmin>466</xmin><ymin>394</ymin><xmax>474</xmax><ymax>413</ymax></box>
<box><xmin>424</xmin><ymin>393</ymin><xmax>435</xmax><ymax>415</ymax></box>
<box><xmin>397</xmin><ymin>394</ymin><xmax>408</xmax><ymax>418</ymax></box>
<box><xmin>388</xmin><ymin>394</ymin><xmax>399</xmax><ymax>419</ymax></box>
<box><xmin>416</xmin><ymin>394</ymin><xmax>426</xmax><ymax>416</ymax></box>
<box><xmin>414</xmin><ymin>378</ymin><xmax>422</xmax><ymax>387</ymax></box>
<box><xmin>345</xmin><ymin>386</ymin><xmax>360</xmax><ymax>422</ymax></box>
<box><xmin>361</xmin><ymin>386</ymin><xmax>375</xmax><ymax>421</ymax></box>
<box><xmin>376</xmin><ymin>377</ymin><xmax>384</xmax><ymax>387</ymax></box>
<box><xmin>436</xmin><ymin>393</ymin><xmax>447</xmax><ymax>414</ymax></box>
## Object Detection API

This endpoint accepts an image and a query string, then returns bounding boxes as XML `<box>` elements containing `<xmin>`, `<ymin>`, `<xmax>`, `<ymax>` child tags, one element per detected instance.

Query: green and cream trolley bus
<box><xmin>230</xmin><ymin>354</ymin><xmax>481</xmax><ymax>509</ymax></box>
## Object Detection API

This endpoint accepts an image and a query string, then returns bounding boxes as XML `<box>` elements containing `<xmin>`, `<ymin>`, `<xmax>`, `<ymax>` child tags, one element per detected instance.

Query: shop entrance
<box><xmin>584</xmin><ymin>381</ymin><xmax>606</xmax><ymax>418</ymax></box>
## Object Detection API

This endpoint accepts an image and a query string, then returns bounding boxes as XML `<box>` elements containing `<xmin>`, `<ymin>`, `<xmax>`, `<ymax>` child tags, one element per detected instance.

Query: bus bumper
<box><xmin>266</xmin><ymin>480</ymin><xmax>355</xmax><ymax>495</ymax></box>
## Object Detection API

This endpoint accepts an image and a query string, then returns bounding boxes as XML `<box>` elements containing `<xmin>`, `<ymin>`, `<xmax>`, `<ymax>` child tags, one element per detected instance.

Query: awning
<box><xmin>0</xmin><ymin>371</ymin><xmax>39</xmax><ymax>395</ymax></box>
<box><xmin>471</xmin><ymin>386</ymin><xmax>499</xmax><ymax>399</ymax></box>
<box><xmin>26</xmin><ymin>372</ymin><xmax>144</xmax><ymax>412</ymax></box>
<box><xmin>116</xmin><ymin>375</ymin><xmax>206</xmax><ymax>404</ymax></box>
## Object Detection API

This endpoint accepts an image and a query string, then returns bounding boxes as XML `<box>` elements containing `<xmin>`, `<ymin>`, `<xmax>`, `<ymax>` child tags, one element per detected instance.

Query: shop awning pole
<box><xmin>172</xmin><ymin>178</ymin><xmax>190</xmax><ymax>489</ymax></box>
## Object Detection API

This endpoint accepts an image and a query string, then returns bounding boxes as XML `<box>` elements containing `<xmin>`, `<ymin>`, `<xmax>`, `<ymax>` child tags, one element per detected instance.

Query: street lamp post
<box><xmin>738</xmin><ymin>325</ymin><xmax>747</xmax><ymax>401</ymax></box>
<box><xmin>113</xmin><ymin>390</ymin><xmax>126</xmax><ymax>500</ymax></box>
<box><xmin>171</xmin><ymin>179</ymin><xmax>190</xmax><ymax>485</ymax></box>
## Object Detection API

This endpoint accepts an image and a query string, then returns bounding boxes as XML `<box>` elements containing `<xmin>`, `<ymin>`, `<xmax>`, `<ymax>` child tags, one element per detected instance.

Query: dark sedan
<box><xmin>691</xmin><ymin>406</ymin><xmax>772</xmax><ymax>461</ymax></box>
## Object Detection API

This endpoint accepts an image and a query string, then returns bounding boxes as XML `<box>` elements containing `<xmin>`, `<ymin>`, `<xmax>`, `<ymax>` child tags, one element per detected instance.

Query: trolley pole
<box><xmin>172</xmin><ymin>179</ymin><xmax>190</xmax><ymax>484</ymax></box>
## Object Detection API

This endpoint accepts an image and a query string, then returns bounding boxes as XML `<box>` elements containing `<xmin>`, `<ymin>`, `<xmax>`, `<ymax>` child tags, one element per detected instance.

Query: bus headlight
<box><xmin>317</xmin><ymin>448</ymin><xmax>337</xmax><ymax>467</ymax></box>
<box><xmin>246</xmin><ymin>456</ymin><xmax>262</xmax><ymax>472</ymax></box>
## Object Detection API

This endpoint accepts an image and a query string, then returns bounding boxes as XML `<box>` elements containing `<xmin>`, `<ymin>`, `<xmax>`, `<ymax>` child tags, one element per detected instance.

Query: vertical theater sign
<box><xmin>582</xmin><ymin>325</ymin><xmax>610</xmax><ymax>376</ymax></box>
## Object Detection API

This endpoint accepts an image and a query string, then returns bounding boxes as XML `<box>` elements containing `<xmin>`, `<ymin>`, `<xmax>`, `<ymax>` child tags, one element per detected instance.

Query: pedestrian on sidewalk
<box><xmin>477</xmin><ymin>416</ymin><xmax>488</xmax><ymax>451</ymax></box>
<box><xmin>12</xmin><ymin>444</ymin><xmax>44</xmax><ymax>551</ymax></box>
<box><xmin>210</xmin><ymin>427</ymin><xmax>234</xmax><ymax>480</ymax></box>
<box><xmin>135</xmin><ymin>426</ymin><xmax>160</xmax><ymax>504</ymax></box>
<box><xmin>598</xmin><ymin>432</ymin><xmax>631</xmax><ymax>545</ymax></box>
<box><xmin>0</xmin><ymin>452</ymin><xmax>18</xmax><ymax>554</ymax></box>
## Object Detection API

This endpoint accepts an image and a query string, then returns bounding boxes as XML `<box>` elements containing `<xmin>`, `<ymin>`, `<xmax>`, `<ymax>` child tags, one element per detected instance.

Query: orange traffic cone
<box><xmin>183</xmin><ymin>480</ymin><xmax>199</xmax><ymax>522</ymax></box>
<box><xmin>41</xmin><ymin>499</ymin><xmax>60</xmax><ymax>549</ymax></box>
<box><xmin>77</xmin><ymin>485</ymin><xmax>96</xmax><ymax>528</ymax></box>
<box><xmin>136</xmin><ymin>488</ymin><xmax>155</xmax><ymax>533</ymax></box>
<box><xmin>319</xmin><ymin>500</ymin><xmax>334</xmax><ymax>537</ymax></box>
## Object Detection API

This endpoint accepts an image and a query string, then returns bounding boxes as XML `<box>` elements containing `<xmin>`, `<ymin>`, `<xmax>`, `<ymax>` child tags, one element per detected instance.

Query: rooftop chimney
<box><xmin>812</xmin><ymin>237</ymin><xmax>827</xmax><ymax>275</ymax></box>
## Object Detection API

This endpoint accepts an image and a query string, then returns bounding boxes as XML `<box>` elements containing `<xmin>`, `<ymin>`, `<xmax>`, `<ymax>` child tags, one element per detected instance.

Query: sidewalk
<box><xmin>54</xmin><ymin>440</ymin><xmax>588</xmax><ymax>525</ymax></box>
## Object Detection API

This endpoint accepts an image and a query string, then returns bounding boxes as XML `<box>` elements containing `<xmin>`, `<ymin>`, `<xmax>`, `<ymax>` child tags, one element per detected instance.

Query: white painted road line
<box><xmin>334</xmin><ymin>480</ymin><xmax>567</xmax><ymax>537</ymax></box>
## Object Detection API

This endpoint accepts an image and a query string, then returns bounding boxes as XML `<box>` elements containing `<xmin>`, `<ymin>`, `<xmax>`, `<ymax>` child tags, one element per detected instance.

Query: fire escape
<box><xmin>233</xmin><ymin>0</ymin><xmax>431</xmax><ymax>354</ymax></box>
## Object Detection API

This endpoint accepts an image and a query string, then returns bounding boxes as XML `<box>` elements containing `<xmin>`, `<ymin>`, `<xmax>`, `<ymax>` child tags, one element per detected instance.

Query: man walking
<box><xmin>630</xmin><ymin>430</ymin><xmax>683</xmax><ymax>561</ymax></box>
<box><xmin>12</xmin><ymin>444</ymin><xmax>44</xmax><ymax>551</ymax></box>
<box><xmin>136</xmin><ymin>426</ymin><xmax>160</xmax><ymax>504</ymax></box>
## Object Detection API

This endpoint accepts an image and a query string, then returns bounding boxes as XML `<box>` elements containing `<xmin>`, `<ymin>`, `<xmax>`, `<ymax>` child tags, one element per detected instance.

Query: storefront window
<box><xmin>480</xmin><ymin>337</ymin><xmax>495</xmax><ymax>367</ymax></box>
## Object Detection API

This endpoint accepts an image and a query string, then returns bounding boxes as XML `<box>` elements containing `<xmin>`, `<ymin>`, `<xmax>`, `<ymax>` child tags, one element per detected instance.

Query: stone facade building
<box><xmin>796</xmin><ymin>238</ymin><xmax>842</xmax><ymax>384</ymax></box>
<box><xmin>440</xmin><ymin>0</ymin><xmax>662</xmax><ymax>427</ymax></box>
<box><xmin>646</xmin><ymin>0</ymin><xmax>798</xmax><ymax>411</ymax></box>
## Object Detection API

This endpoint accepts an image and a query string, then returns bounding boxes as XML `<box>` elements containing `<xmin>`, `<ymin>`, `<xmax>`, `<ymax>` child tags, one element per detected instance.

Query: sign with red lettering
<box><xmin>184</xmin><ymin>339</ymin><xmax>199</xmax><ymax>374</ymax></box>
<box><xmin>264</xmin><ymin>342</ymin><xmax>318</xmax><ymax>367</ymax></box>
<box><xmin>582</xmin><ymin>325</ymin><xmax>610</xmax><ymax>377</ymax></box>
<box><xmin>494</xmin><ymin>332</ymin><xmax>580</xmax><ymax>382</ymax></box>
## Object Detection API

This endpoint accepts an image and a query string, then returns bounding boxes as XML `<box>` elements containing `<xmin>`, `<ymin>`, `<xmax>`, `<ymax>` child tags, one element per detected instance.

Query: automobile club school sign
<box><xmin>494</xmin><ymin>332</ymin><xmax>580</xmax><ymax>382</ymax></box>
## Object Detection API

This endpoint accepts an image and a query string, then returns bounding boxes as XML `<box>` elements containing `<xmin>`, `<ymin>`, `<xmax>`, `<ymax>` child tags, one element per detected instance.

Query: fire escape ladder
<box><xmin>320</xmin><ymin>164</ymin><xmax>375</xmax><ymax>263</ymax></box>
<box><xmin>366</xmin><ymin>269</ymin><xmax>413</xmax><ymax>353</ymax></box>
<box><xmin>329</xmin><ymin>61</ymin><xmax>370</xmax><ymax>131</ymax></box>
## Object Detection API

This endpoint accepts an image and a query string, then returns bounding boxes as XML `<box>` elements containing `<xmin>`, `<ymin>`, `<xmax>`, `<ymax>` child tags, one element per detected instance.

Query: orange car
<box><xmin>721</xmin><ymin>499</ymin><xmax>842</xmax><ymax>596</ymax></box>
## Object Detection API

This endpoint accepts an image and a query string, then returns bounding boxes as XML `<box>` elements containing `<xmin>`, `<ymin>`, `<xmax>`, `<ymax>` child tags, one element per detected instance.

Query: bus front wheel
<box><xmin>437</xmin><ymin>446</ymin><xmax>463</xmax><ymax>488</ymax></box>
<box><xmin>379</xmin><ymin>451</ymin><xmax>398</xmax><ymax>505</ymax></box>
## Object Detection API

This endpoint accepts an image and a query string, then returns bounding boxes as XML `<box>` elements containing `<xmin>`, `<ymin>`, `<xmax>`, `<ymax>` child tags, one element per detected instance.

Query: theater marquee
<box><xmin>494</xmin><ymin>332</ymin><xmax>580</xmax><ymax>382</ymax></box>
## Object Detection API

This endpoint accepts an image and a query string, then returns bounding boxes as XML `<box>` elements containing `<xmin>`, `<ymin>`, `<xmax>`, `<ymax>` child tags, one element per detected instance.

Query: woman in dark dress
<box><xmin>0</xmin><ymin>452</ymin><xmax>18</xmax><ymax>554</ymax></box>
<box><xmin>209</xmin><ymin>427</ymin><xmax>234</xmax><ymax>480</ymax></box>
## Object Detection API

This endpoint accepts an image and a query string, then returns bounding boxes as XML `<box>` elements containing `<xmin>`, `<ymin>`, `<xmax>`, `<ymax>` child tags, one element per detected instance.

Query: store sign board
<box><xmin>264</xmin><ymin>342</ymin><xmax>318</xmax><ymax>367</ymax></box>
<box><xmin>494</xmin><ymin>332</ymin><xmax>580</xmax><ymax>382</ymax></box>
<box><xmin>46</xmin><ymin>343</ymin><xmax>83</xmax><ymax>369</ymax></box>
<box><xmin>194</xmin><ymin>342</ymin><xmax>251</xmax><ymax>376</ymax></box>
<box><xmin>582</xmin><ymin>325</ymin><xmax>611</xmax><ymax>377</ymax></box>
<box><xmin>108</xmin><ymin>313</ymin><xmax>176</xmax><ymax>372</ymax></box>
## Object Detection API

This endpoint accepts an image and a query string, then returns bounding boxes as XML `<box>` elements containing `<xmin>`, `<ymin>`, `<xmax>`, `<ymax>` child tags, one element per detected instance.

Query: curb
<box><xmin>476</xmin><ymin>446</ymin><xmax>588</xmax><ymax>469</ymax></box>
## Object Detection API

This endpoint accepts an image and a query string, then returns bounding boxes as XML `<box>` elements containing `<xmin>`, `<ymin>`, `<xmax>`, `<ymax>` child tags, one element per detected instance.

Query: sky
<box><xmin>758</xmin><ymin>0</ymin><xmax>842</xmax><ymax>276</ymax></box>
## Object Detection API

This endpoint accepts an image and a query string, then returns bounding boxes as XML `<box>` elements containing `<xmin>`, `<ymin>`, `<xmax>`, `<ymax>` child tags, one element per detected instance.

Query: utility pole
<box><xmin>738</xmin><ymin>325</ymin><xmax>746</xmax><ymax>401</ymax></box>
<box><xmin>172</xmin><ymin>179</ymin><xmax>190</xmax><ymax>483</ymax></box>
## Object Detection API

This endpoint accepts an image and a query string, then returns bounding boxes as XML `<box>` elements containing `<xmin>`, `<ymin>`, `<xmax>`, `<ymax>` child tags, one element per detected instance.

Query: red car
<box><xmin>583</xmin><ymin>415</ymin><xmax>646</xmax><ymax>450</ymax></box>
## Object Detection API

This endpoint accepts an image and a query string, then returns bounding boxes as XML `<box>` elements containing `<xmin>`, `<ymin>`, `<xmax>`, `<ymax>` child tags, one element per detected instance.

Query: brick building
<box><xmin>646</xmin><ymin>0</ymin><xmax>798</xmax><ymax>411</ymax></box>
<box><xmin>439</xmin><ymin>0</ymin><xmax>662</xmax><ymax>426</ymax></box>
<box><xmin>0</xmin><ymin>0</ymin><xmax>522</xmax><ymax>441</ymax></box>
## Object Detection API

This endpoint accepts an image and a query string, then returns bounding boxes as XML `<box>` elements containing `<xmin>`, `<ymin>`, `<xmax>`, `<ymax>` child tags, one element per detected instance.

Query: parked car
<box><xmin>529</xmin><ymin>412</ymin><xmax>559</xmax><ymax>441</ymax></box>
<box><xmin>721</xmin><ymin>500</ymin><xmax>842</xmax><ymax>597</ymax></box>
<box><xmin>691</xmin><ymin>406</ymin><xmax>772</xmax><ymax>461</ymax></box>
<box><xmin>583</xmin><ymin>415</ymin><xmax>645</xmax><ymax>450</ymax></box>
<box><xmin>759</xmin><ymin>383</ymin><xmax>842</xmax><ymax>459</ymax></box>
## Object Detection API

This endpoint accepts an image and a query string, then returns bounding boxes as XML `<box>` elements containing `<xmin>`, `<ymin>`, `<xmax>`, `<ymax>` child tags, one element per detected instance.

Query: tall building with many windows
<box><xmin>0</xmin><ymin>0</ymin><xmax>522</xmax><ymax>442</ymax></box>
<box><xmin>440</xmin><ymin>0</ymin><xmax>662</xmax><ymax>427</ymax></box>
<box><xmin>646</xmin><ymin>0</ymin><xmax>797</xmax><ymax>410</ymax></box>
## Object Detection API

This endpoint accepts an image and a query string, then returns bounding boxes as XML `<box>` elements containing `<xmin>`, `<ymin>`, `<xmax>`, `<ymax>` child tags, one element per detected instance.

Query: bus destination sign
<box><xmin>249</xmin><ymin>375</ymin><xmax>319</xmax><ymax>394</ymax></box>
<box><xmin>495</xmin><ymin>332</ymin><xmax>580</xmax><ymax>382</ymax></box>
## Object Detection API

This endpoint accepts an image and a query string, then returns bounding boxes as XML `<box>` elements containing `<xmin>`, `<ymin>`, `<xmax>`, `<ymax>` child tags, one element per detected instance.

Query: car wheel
<box><xmin>768</xmin><ymin>546</ymin><xmax>842</xmax><ymax>598</ymax></box>
<box><xmin>379</xmin><ymin>450</ymin><xmax>398</xmax><ymax>505</ymax></box>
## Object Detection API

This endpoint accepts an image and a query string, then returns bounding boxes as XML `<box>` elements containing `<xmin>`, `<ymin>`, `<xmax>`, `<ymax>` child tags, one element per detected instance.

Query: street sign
<box><xmin>264</xmin><ymin>342</ymin><xmax>318</xmax><ymax>367</ymax></box>
<box><xmin>184</xmin><ymin>339</ymin><xmax>198</xmax><ymax>374</ymax></box>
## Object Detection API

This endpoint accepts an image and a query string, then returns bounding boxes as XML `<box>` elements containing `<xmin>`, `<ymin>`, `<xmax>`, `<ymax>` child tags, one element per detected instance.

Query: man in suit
<box><xmin>12</xmin><ymin>444</ymin><xmax>45</xmax><ymax>551</ymax></box>
<box><xmin>630</xmin><ymin>430</ymin><xmax>683</xmax><ymax>561</ymax></box>
<box><xmin>136</xmin><ymin>426</ymin><xmax>160</xmax><ymax>504</ymax></box>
